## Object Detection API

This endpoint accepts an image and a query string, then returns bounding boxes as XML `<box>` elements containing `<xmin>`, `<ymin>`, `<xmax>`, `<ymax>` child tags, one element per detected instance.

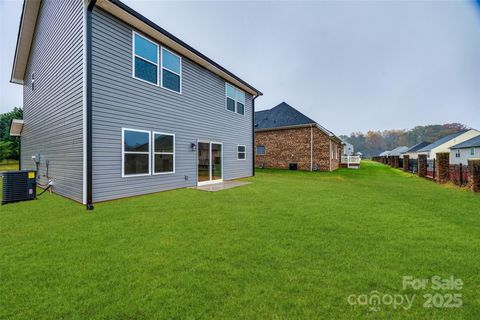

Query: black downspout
<box><xmin>18</xmin><ymin>137</ymin><xmax>21</xmax><ymax>170</ymax></box>
<box><xmin>86</xmin><ymin>0</ymin><xmax>96</xmax><ymax>210</ymax></box>
<box><xmin>252</xmin><ymin>95</ymin><xmax>259</xmax><ymax>176</ymax></box>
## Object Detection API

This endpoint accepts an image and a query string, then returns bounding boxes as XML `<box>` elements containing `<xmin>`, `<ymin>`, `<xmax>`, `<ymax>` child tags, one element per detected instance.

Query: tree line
<box><xmin>340</xmin><ymin>123</ymin><xmax>468</xmax><ymax>158</ymax></box>
<box><xmin>0</xmin><ymin>107</ymin><xmax>23</xmax><ymax>162</ymax></box>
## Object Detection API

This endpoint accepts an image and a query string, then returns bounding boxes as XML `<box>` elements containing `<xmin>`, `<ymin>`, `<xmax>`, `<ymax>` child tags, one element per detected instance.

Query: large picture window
<box><xmin>226</xmin><ymin>83</ymin><xmax>245</xmax><ymax>115</ymax></box>
<box><xmin>161</xmin><ymin>48</ymin><xmax>181</xmax><ymax>93</ymax></box>
<box><xmin>153</xmin><ymin>132</ymin><xmax>175</xmax><ymax>174</ymax></box>
<box><xmin>122</xmin><ymin>129</ymin><xmax>151</xmax><ymax>177</ymax></box>
<box><xmin>133</xmin><ymin>32</ymin><xmax>159</xmax><ymax>85</ymax></box>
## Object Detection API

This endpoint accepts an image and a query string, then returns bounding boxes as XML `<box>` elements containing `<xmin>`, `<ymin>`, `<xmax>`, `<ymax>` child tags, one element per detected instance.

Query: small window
<box><xmin>226</xmin><ymin>83</ymin><xmax>245</xmax><ymax>115</ymax></box>
<box><xmin>123</xmin><ymin>129</ymin><xmax>151</xmax><ymax>177</ymax></box>
<box><xmin>256</xmin><ymin>145</ymin><xmax>265</xmax><ymax>155</ymax></box>
<box><xmin>153</xmin><ymin>132</ymin><xmax>175</xmax><ymax>174</ymax></box>
<box><xmin>161</xmin><ymin>48</ymin><xmax>181</xmax><ymax>93</ymax></box>
<box><xmin>31</xmin><ymin>72</ymin><xmax>35</xmax><ymax>91</ymax></box>
<box><xmin>471</xmin><ymin>148</ymin><xmax>475</xmax><ymax>156</ymax></box>
<box><xmin>455</xmin><ymin>149</ymin><xmax>460</xmax><ymax>158</ymax></box>
<box><xmin>133</xmin><ymin>32</ymin><xmax>159</xmax><ymax>85</ymax></box>
<box><xmin>237</xmin><ymin>145</ymin><xmax>246</xmax><ymax>160</ymax></box>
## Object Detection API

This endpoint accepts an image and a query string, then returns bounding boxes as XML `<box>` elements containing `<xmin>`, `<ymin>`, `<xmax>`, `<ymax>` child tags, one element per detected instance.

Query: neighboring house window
<box><xmin>161</xmin><ymin>48</ymin><xmax>181</xmax><ymax>93</ymax></box>
<box><xmin>237</xmin><ymin>145</ymin><xmax>246</xmax><ymax>160</ymax></box>
<box><xmin>153</xmin><ymin>132</ymin><xmax>175</xmax><ymax>174</ymax></box>
<box><xmin>471</xmin><ymin>148</ymin><xmax>475</xmax><ymax>156</ymax></box>
<box><xmin>455</xmin><ymin>149</ymin><xmax>460</xmax><ymax>158</ymax></box>
<box><xmin>226</xmin><ymin>83</ymin><xmax>245</xmax><ymax>115</ymax></box>
<box><xmin>31</xmin><ymin>72</ymin><xmax>35</xmax><ymax>91</ymax></box>
<box><xmin>133</xmin><ymin>32</ymin><xmax>159</xmax><ymax>85</ymax></box>
<box><xmin>256</xmin><ymin>145</ymin><xmax>266</xmax><ymax>155</ymax></box>
<box><xmin>122</xmin><ymin>129</ymin><xmax>151</xmax><ymax>177</ymax></box>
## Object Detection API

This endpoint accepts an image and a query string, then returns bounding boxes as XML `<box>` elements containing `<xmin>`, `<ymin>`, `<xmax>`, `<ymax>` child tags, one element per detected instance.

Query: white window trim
<box><xmin>256</xmin><ymin>145</ymin><xmax>266</xmax><ymax>156</ymax></box>
<box><xmin>225</xmin><ymin>83</ymin><xmax>246</xmax><ymax>116</ymax></box>
<box><xmin>237</xmin><ymin>144</ymin><xmax>246</xmax><ymax>160</ymax></box>
<box><xmin>160</xmin><ymin>47</ymin><xmax>182</xmax><ymax>94</ymax></box>
<box><xmin>152</xmin><ymin>131</ymin><xmax>176</xmax><ymax>175</ymax></box>
<box><xmin>122</xmin><ymin>128</ymin><xmax>151</xmax><ymax>178</ymax></box>
<box><xmin>132</xmin><ymin>31</ymin><xmax>159</xmax><ymax>86</ymax></box>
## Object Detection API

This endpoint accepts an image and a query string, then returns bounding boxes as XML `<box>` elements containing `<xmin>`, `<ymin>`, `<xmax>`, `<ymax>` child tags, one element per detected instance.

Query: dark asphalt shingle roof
<box><xmin>255</xmin><ymin>102</ymin><xmax>316</xmax><ymax>130</ymax></box>
<box><xmin>417</xmin><ymin>130</ymin><xmax>469</xmax><ymax>152</ymax></box>
<box><xmin>403</xmin><ymin>141</ymin><xmax>431</xmax><ymax>153</ymax></box>
<box><xmin>450</xmin><ymin>135</ymin><xmax>480</xmax><ymax>149</ymax></box>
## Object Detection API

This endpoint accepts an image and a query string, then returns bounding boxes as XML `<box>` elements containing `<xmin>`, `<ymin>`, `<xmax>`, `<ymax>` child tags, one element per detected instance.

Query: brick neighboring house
<box><xmin>254</xmin><ymin>102</ymin><xmax>343</xmax><ymax>171</ymax></box>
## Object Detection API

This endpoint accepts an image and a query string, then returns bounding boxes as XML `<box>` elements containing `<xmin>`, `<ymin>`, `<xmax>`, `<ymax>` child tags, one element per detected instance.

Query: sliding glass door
<box><xmin>197</xmin><ymin>141</ymin><xmax>223</xmax><ymax>185</ymax></box>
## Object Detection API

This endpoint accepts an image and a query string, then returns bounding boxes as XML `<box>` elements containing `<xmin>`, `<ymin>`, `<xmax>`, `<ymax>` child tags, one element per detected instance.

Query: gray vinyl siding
<box><xmin>91</xmin><ymin>9</ymin><xmax>253</xmax><ymax>202</ymax></box>
<box><xmin>21</xmin><ymin>0</ymin><xmax>84</xmax><ymax>202</ymax></box>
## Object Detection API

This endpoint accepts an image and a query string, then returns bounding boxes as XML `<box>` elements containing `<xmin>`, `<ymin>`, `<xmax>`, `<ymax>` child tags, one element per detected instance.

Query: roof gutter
<box><xmin>85</xmin><ymin>0</ymin><xmax>96</xmax><ymax>211</ymax></box>
<box><xmin>10</xmin><ymin>0</ymin><xmax>42</xmax><ymax>84</ymax></box>
<box><xmin>98</xmin><ymin>0</ymin><xmax>262</xmax><ymax>97</ymax></box>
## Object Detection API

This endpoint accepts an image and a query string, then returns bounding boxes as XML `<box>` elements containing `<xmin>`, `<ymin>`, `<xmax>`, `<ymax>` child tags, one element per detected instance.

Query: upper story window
<box><xmin>226</xmin><ymin>83</ymin><xmax>245</xmax><ymax>115</ymax></box>
<box><xmin>161</xmin><ymin>48</ymin><xmax>181</xmax><ymax>93</ymax></box>
<box><xmin>455</xmin><ymin>149</ymin><xmax>460</xmax><ymax>158</ymax></box>
<box><xmin>471</xmin><ymin>148</ymin><xmax>475</xmax><ymax>156</ymax></box>
<box><xmin>133</xmin><ymin>32</ymin><xmax>159</xmax><ymax>85</ymax></box>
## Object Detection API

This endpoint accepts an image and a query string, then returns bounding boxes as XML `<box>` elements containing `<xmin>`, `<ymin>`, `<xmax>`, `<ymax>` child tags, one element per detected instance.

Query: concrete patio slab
<box><xmin>191</xmin><ymin>180</ymin><xmax>251</xmax><ymax>192</ymax></box>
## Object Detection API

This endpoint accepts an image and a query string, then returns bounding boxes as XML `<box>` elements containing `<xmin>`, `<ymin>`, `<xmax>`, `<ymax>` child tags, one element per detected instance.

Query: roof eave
<box><xmin>10</xmin><ymin>0</ymin><xmax>42</xmax><ymax>85</ymax></box>
<box><xmin>100</xmin><ymin>0</ymin><xmax>262</xmax><ymax>96</ymax></box>
<box><xmin>255</xmin><ymin>123</ymin><xmax>316</xmax><ymax>132</ymax></box>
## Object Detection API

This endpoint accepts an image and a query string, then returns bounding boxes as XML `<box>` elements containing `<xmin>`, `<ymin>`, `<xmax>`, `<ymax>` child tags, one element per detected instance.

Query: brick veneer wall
<box><xmin>418</xmin><ymin>154</ymin><xmax>427</xmax><ymax>177</ymax></box>
<box><xmin>436</xmin><ymin>152</ymin><xmax>450</xmax><ymax>183</ymax></box>
<box><xmin>468</xmin><ymin>159</ymin><xmax>480</xmax><ymax>192</ymax></box>
<box><xmin>255</xmin><ymin>126</ymin><xmax>341</xmax><ymax>171</ymax></box>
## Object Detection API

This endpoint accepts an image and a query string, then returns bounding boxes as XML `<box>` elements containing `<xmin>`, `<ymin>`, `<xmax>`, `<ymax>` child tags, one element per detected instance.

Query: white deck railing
<box><xmin>341</xmin><ymin>156</ymin><xmax>361</xmax><ymax>168</ymax></box>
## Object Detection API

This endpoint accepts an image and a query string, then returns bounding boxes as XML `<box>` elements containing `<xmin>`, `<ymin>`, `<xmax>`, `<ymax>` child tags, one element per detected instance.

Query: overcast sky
<box><xmin>1</xmin><ymin>0</ymin><xmax>479</xmax><ymax>135</ymax></box>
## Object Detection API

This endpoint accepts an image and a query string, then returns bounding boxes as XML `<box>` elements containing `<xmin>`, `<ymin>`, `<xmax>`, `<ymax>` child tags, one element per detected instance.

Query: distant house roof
<box><xmin>379</xmin><ymin>150</ymin><xmax>390</xmax><ymax>156</ymax></box>
<box><xmin>417</xmin><ymin>130</ymin><xmax>469</xmax><ymax>152</ymax></box>
<box><xmin>255</xmin><ymin>102</ymin><xmax>316</xmax><ymax>130</ymax></box>
<box><xmin>450</xmin><ymin>135</ymin><xmax>480</xmax><ymax>149</ymax></box>
<box><xmin>388</xmin><ymin>146</ymin><xmax>409</xmax><ymax>156</ymax></box>
<box><xmin>254</xmin><ymin>102</ymin><xmax>339</xmax><ymax>140</ymax></box>
<box><xmin>341</xmin><ymin>138</ymin><xmax>353</xmax><ymax>146</ymax></box>
<box><xmin>403</xmin><ymin>141</ymin><xmax>431</xmax><ymax>154</ymax></box>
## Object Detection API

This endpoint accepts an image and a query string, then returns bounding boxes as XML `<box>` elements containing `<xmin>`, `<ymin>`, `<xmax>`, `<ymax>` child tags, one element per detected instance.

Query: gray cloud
<box><xmin>2</xmin><ymin>0</ymin><xmax>479</xmax><ymax>135</ymax></box>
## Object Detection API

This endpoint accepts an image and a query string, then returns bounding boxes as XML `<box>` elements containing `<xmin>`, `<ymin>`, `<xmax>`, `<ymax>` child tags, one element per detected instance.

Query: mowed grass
<box><xmin>1</xmin><ymin>161</ymin><xmax>479</xmax><ymax>319</ymax></box>
<box><xmin>0</xmin><ymin>159</ymin><xmax>19</xmax><ymax>172</ymax></box>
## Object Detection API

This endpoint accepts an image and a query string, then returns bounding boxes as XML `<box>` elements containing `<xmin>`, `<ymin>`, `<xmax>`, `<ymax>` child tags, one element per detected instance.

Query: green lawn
<box><xmin>1</xmin><ymin>161</ymin><xmax>479</xmax><ymax>319</ymax></box>
<box><xmin>0</xmin><ymin>159</ymin><xmax>19</xmax><ymax>172</ymax></box>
